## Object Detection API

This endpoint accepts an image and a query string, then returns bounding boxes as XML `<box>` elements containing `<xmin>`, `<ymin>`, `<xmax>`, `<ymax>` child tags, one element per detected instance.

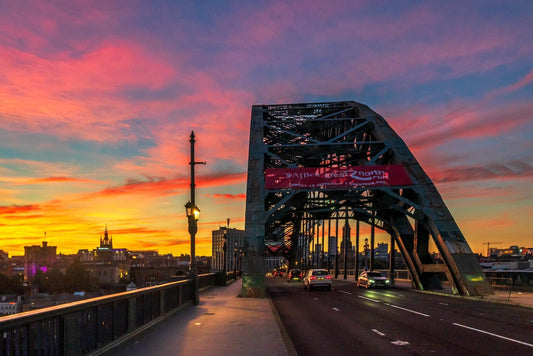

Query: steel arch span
<box><xmin>242</xmin><ymin>101</ymin><xmax>492</xmax><ymax>297</ymax></box>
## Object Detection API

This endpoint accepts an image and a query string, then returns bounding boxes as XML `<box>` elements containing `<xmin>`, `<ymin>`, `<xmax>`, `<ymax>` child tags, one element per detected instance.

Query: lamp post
<box><xmin>185</xmin><ymin>131</ymin><xmax>205</xmax><ymax>306</ymax></box>
<box><xmin>234</xmin><ymin>241</ymin><xmax>237</xmax><ymax>279</ymax></box>
<box><xmin>364</xmin><ymin>238</ymin><xmax>369</xmax><ymax>271</ymax></box>
<box><xmin>222</xmin><ymin>230</ymin><xmax>227</xmax><ymax>273</ymax></box>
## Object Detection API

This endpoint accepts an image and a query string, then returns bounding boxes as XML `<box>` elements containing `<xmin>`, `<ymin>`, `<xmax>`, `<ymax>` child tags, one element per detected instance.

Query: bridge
<box><xmin>4</xmin><ymin>101</ymin><xmax>520</xmax><ymax>355</ymax></box>
<box><xmin>242</xmin><ymin>101</ymin><xmax>492</xmax><ymax>297</ymax></box>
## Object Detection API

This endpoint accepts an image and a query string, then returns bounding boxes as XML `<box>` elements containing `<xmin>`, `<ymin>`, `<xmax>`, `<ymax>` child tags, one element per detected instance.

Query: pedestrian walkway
<box><xmin>101</xmin><ymin>280</ymin><xmax>291</xmax><ymax>356</ymax></box>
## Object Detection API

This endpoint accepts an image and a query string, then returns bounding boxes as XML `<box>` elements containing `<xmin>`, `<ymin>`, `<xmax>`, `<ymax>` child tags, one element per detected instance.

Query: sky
<box><xmin>0</xmin><ymin>0</ymin><xmax>531</xmax><ymax>257</ymax></box>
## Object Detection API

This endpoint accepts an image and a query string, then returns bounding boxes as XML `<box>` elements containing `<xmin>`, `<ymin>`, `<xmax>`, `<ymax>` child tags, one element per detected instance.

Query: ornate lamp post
<box><xmin>234</xmin><ymin>241</ymin><xmax>238</xmax><ymax>279</ymax></box>
<box><xmin>363</xmin><ymin>238</ymin><xmax>370</xmax><ymax>271</ymax></box>
<box><xmin>222</xmin><ymin>230</ymin><xmax>227</xmax><ymax>273</ymax></box>
<box><xmin>185</xmin><ymin>131</ymin><xmax>205</xmax><ymax>306</ymax></box>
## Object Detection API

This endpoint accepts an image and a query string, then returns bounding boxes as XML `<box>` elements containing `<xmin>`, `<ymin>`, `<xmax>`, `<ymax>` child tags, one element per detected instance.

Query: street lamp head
<box><xmin>185</xmin><ymin>201</ymin><xmax>200</xmax><ymax>221</ymax></box>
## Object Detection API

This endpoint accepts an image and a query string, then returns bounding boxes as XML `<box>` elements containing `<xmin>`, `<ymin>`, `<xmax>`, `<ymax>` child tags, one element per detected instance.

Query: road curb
<box><xmin>268</xmin><ymin>292</ymin><xmax>298</xmax><ymax>356</ymax></box>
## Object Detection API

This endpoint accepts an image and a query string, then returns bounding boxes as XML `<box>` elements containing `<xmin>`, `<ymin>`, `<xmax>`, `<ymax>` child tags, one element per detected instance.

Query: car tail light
<box><xmin>310</xmin><ymin>276</ymin><xmax>317</xmax><ymax>280</ymax></box>
<box><xmin>325</xmin><ymin>275</ymin><xmax>332</xmax><ymax>279</ymax></box>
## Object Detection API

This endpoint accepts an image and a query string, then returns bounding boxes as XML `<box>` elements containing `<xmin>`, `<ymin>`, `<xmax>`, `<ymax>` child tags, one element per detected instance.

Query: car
<box><xmin>303</xmin><ymin>269</ymin><xmax>332</xmax><ymax>291</ymax></box>
<box><xmin>357</xmin><ymin>271</ymin><xmax>391</xmax><ymax>288</ymax></box>
<box><xmin>287</xmin><ymin>269</ymin><xmax>302</xmax><ymax>282</ymax></box>
<box><xmin>272</xmin><ymin>269</ymin><xmax>284</xmax><ymax>277</ymax></box>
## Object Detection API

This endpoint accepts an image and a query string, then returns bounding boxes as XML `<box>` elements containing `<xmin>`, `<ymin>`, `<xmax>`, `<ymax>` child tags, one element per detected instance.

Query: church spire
<box><xmin>100</xmin><ymin>225</ymin><xmax>113</xmax><ymax>249</ymax></box>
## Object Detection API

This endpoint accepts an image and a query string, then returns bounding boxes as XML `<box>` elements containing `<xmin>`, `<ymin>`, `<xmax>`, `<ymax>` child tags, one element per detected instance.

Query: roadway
<box><xmin>267</xmin><ymin>277</ymin><xmax>533</xmax><ymax>355</ymax></box>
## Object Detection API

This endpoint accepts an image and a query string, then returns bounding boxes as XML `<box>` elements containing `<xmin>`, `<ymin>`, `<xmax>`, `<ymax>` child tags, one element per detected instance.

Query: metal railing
<box><xmin>486</xmin><ymin>276</ymin><xmax>513</xmax><ymax>302</ymax></box>
<box><xmin>0</xmin><ymin>274</ymin><xmax>216</xmax><ymax>356</ymax></box>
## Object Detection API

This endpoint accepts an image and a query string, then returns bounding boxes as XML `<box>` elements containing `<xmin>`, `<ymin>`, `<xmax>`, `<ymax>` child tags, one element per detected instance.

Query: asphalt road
<box><xmin>267</xmin><ymin>277</ymin><xmax>533</xmax><ymax>355</ymax></box>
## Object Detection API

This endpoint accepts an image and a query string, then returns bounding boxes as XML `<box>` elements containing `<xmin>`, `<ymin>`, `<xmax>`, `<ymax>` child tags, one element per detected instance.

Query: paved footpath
<box><xmin>102</xmin><ymin>280</ymin><xmax>292</xmax><ymax>356</ymax></box>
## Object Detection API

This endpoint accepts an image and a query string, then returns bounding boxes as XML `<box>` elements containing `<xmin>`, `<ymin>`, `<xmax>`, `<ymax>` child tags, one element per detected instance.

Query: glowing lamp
<box><xmin>185</xmin><ymin>201</ymin><xmax>200</xmax><ymax>221</ymax></box>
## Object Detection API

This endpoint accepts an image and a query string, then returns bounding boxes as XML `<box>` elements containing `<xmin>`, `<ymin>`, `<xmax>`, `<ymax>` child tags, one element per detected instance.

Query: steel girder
<box><xmin>243</xmin><ymin>101</ymin><xmax>492</xmax><ymax>297</ymax></box>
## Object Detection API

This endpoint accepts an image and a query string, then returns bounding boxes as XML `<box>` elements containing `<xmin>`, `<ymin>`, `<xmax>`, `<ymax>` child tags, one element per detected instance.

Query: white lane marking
<box><xmin>372</xmin><ymin>329</ymin><xmax>386</xmax><ymax>336</ymax></box>
<box><xmin>338</xmin><ymin>290</ymin><xmax>352</xmax><ymax>295</ymax></box>
<box><xmin>439</xmin><ymin>302</ymin><xmax>448</xmax><ymax>306</ymax></box>
<box><xmin>390</xmin><ymin>304</ymin><xmax>430</xmax><ymax>317</ymax></box>
<box><xmin>372</xmin><ymin>328</ymin><xmax>410</xmax><ymax>347</ymax></box>
<box><xmin>358</xmin><ymin>296</ymin><xmax>380</xmax><ymax>303</ymax></box>
<box><xmin>332</xmin><ymin>307</ymin><xmax>340</xmax><ymax>312</ymax></box>
<box><xmin>313</xmin><ymin>297</ymin><xmax>318</xmax><ymax>300</ymax></box>
<box><xmin>453</xmin><ymin>323</ymin><xmax>533</xmax><ymax>348</ymax></box>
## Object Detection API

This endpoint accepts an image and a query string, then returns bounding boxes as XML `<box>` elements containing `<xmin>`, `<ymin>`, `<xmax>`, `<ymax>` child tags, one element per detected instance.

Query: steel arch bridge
<box><xmin>242</xmin><ymin>101</ymin><xmax>492</xmax><ymax>298</ymax></box>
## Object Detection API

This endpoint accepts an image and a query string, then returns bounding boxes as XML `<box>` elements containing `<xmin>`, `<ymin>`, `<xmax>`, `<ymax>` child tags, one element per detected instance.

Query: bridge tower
<box><xmin>242</xmin><ymin>101</ymin><xmax>492</xmax><ymax>297</ymax></box>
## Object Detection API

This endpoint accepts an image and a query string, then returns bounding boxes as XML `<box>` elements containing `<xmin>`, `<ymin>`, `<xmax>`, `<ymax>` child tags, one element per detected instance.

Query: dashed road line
<box><xmin>390</xmin><ymin>304</ymin><xmax>430</xmax><ymax>317</ymax></box>
<box><xmin>372</xmin><ymin>329</ymin><xmax>386</xmax><ymax>336</ymax></box>
<box><xmin>371</xmin><ymin>329</ymin><xmax>410</xmax><ymax>346</ymax></box>
<box><xmin>332</xmin><ymin>307</ymin><xmax>340</xmax><ymax>312</ymax></box>
<box><xmin>338</xmin><ymin>290</ymin><xmax>352</xmax><ymax>295</ymax></box>
<box><xmin>453</xmin><ymin>323</ymin><xmax>533</xmax><ymax>348</ymax></box>
<box><xmin>358</xmin><ymin>295</ymin><xmax>381</xmax><ymax>303</ymax></box>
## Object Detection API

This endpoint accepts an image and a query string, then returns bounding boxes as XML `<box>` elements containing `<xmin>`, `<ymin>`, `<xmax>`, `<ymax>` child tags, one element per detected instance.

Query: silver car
<box><xmin>357</xmin><ymin>271</ymin><xmax>391</xmax><ymax>288</ymax></box>
<box><xmin>303</xmin><ymin>269</ymin><xmax>332</xmax><ymax>291</ymax></box>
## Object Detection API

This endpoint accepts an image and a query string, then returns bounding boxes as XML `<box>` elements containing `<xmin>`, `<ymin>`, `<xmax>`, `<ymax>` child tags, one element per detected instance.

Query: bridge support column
<box><xmin>242</xmin><ymin>106</ymin><xmax>266</xmax><ymax>297</ymax></box>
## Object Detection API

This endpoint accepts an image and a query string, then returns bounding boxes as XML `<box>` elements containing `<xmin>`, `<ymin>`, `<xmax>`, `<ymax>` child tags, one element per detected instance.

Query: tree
<box><xmin>45</xmin><ymin>268</ymin><xmax>65</xmax><ymax>294</ymax></box>
<box><xmin>64</xmin><ymin>259</ymin><xmax>94</xmax><ymax>292</ymax></box>
<box><xmin>0</xmin><ymin>273</ymin><xmax>11</xmax><ymax>293</ymax></box>
<box><xmin>32</xmin><ymin>270</ymin><xmax>46</xmax><ymax>293</ymax></box>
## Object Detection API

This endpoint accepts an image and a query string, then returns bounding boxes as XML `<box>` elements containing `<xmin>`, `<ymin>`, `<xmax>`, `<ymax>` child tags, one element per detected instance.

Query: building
<box><xmin>211</xmin><ymin>225</ymin><xmax>245</xmax><ymax>272</ymax></box>
<box><xmin>24</xmin><ymin>241</ymin><xmax>57</xmax><ymax>281</ymax></box>
<box><xmin>94</xmin><ymin>226</ymin><xmax>128</xmax><ymax>263</ymax></box>
<box><xmin>339</xmin><ymin>221</ymin><xmax>353</xmax><ymax>267</ymax></box>
<box><xmin>79</xmin><ymin>227</ymin><xmax>130</xmax><ymax>287</ymax></box>
<box><xmin>375</xmin><ymin>243</ymin><xmax>389</xmax><ymax>259</ymax></box>
<box><xmin>0</xmin><ymin>250</ymin><xmax>10</xmax><ymax>277</ymax></box>
<box><xmin>0</xmin><ymin>295</ymin><xmax>22</xmax><ymax>316</ymax></box>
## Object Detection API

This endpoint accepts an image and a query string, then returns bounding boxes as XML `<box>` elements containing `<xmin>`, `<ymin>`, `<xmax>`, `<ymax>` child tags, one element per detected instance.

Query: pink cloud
<box><xmin>0</xmin><ymin>42</ymin><xmax>177</xmax><ymax>140</ymax></box>
<box><xmin>432</xmin><ymin>161</ymin><xmax>533</xmax><ymax>184</ymax></box>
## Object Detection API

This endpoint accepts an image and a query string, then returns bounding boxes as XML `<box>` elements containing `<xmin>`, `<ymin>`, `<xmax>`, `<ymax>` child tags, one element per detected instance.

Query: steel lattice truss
<box><xmin>243</xmin><ymin>101</ymin><xmax>492</xmax><ymax>297</ymax></box>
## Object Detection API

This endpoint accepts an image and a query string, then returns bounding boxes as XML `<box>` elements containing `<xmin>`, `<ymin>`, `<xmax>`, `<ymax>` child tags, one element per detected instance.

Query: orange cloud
<box><xmin>0</xmin><ymin>204</ymin><xmax>41</xmax><ymax>215</ymax></box>
<box><xmin>26</xmin><ymin>176</ymin><xmax>100</xmax><ymax>184</ymax></box>
<box><xmin>208</xmin><ymin>193</ymin><xmax>246</xmax><ymax>201</ymax></box>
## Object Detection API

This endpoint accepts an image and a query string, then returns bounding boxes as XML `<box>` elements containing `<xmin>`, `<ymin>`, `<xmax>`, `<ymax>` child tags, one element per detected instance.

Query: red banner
<box><xmin>265</xmin><ymin>165</ymin><xmax>412</xmax><ymax>189</ymax></box>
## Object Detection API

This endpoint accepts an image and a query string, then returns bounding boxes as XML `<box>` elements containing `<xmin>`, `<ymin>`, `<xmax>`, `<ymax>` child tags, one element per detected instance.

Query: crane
<box><xmin>482</xmin><ymin>242</ymin><xmax>502</xmax><ymax>257</ymax></box>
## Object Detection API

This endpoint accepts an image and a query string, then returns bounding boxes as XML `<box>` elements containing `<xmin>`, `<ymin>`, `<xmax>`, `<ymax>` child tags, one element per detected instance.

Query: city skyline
<box><xmin>1</xmin><ymin>1</ymin><xmax>532</xmax><ymax>256</ymax></box>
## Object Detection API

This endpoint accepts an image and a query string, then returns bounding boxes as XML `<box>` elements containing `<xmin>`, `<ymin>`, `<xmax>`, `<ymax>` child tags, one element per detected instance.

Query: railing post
<box><xmin>128</xmin><ymin>297</ymin><xmax>136</xmax><ymax>332</ymax></box>
<box><xmin>160</xmin><ymin>288</ymin><xmax>166</xmax><ymax>315</ymax></box>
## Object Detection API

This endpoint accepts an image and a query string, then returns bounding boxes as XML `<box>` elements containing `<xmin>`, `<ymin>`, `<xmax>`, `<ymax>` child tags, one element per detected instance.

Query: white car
<box><xmin>303</xmin><ymin>269</ymin><xmax>332</xmax><ymax>291</ymax></box>
<box><xmin>357</xmin><ymin>271</ymin><xmax>391</xmax><ymax>288</ymax></box>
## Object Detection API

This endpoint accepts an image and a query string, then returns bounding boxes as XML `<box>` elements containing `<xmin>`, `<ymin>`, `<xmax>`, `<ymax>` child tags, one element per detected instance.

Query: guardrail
<box><xmin>0</xmin><ymin>274</ymin><xmax>216</xmax><ymax>356</ymax></box>
<box><xmin>328</xmin><ymin>269</ymin><xmax>412</xmax><ymax>281</ymax></box>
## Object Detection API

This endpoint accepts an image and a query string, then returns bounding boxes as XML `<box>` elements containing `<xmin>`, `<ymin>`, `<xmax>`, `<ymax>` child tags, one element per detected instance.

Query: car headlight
<box><xmin>369</xmin><ymin>280</ymin><xmax>375</xmax><ymax>284</ymax></box>
<box><xmin>385</xmin><ymin>279</ymin><xmax>390</xmax><ymax>284</ymax></box>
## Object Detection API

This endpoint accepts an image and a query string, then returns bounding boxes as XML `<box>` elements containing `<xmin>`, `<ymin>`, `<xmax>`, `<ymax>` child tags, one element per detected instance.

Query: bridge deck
<box><xmin>102</xmin><ymin>280</ymin><xmax>291</xmax><ymax>356</ymax></box>
<box><xmin>99</xmin><ymin>278</ymin><xmax>532</xmax><ymax>356</ymax></box>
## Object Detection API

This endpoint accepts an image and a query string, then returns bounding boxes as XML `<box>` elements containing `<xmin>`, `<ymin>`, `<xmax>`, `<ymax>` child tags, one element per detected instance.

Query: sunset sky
<box><xmin>0</xmin><ymin>1</ymin><xmax>531</xmax><ymax>257</ymax></box>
